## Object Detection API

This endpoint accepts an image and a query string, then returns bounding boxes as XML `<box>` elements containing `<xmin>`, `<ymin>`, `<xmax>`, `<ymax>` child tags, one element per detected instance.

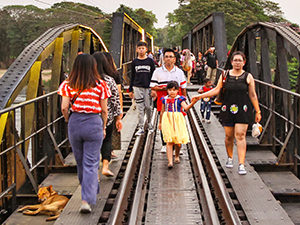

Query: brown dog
<box><xmin>17</xmin><ymin>185</ymin><xmax>69</xmax><ymax>221</ymax></box>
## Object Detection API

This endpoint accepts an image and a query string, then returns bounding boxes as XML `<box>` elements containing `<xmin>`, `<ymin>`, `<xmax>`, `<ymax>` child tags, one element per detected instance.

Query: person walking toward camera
<box><xmin>58</xmin><ymin>54</ymin><xmax>111</xmax><ymax>213</ymax></box>
<box><xmin>198</xmin><ymin>78</ymin><xmax>213</xmax><ymax>123</ymax></box>
<box><xmin>192</xmin><ymin>51</ymin><xmax>261</xmax><ymax>175</ymax></box>
<box><xmin>150</xmin><ymin>48</ymin><xmax>187</xmax><ymax>153</ymax></box>
<box><xmin>129</xmin><ymin>41</ymin><xmax>155</xmax><ymax>135</ymax></box>
<box><xmin>159</xmin><ymin>81</ymin><xmax>197</xmax><ymax>168</ymax></box>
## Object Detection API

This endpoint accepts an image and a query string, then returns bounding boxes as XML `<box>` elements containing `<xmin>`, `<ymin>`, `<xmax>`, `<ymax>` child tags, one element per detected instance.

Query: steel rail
<box><xmin>107</xmin><ymin>115</ymin><xmax>149</xmax><ymax>225</ymax></box>
<box><xmin>187</xmin><ymin>100</ymin><xmax>242</xmax><ymax>225</ymax></box>
<box><xmin>128</xmin><ymin>109</ymin><xmax>158</xmax><ymax>225</ymax></box>
<box><xmin>185</xmin><ymin>111</ymin><xmax>220</xmax><ymax>225</ymax></box>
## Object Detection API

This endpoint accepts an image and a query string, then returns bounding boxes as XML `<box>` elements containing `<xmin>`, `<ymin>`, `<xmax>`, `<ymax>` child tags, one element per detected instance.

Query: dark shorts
<box><xmin>222</xmin><ymin>122</ymin><xmax>234</xmax><ymax>127</ymax></box>
<box><xmin>222</xmin><ymin>122</ymin><xmax>249</xmax><ymax>127</ymax></box>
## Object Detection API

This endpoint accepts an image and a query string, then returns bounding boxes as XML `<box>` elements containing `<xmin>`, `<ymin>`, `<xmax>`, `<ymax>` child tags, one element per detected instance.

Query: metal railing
<box><xmin>255</xmin><ymin>79</ymin><xmax>300</xmax><ymax>175</ymax></box>
<box><xmin>117</xmin><ymin>60</ymin><xmax>132</xmax><ymax>86</ymax></box>
<box><xmin>0</xmin><ymin>90</ymin><xmax>68</xmax><ymax>211</ymax></box>
<box><xmin>0</xmin><ymin>60</ymin><xmax>133</xmax><ymax>213</ymax></box>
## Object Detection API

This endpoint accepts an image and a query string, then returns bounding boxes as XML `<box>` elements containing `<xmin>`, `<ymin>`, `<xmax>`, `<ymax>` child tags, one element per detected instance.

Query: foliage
<box><xmin>167</xmin><ymin>0</ymin><xmax>284</xmax><ymax>47</ymax></box>
<box><xmin>0</xmin><ymin>2</ymin><xmax>108</xmax><ymax>68</ymax></box>
<box><xmin>0</xmin><ymin>2</ymin><xmax>158</xmax><ymax>68</ymax></box>
<box><xmin>155</xmin><ymin>27</ymin><xmax>170</xmax><ymax>48</ymax></box>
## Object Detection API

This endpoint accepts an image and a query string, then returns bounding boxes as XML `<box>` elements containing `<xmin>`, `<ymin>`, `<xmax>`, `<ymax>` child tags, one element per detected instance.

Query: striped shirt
<box><xmin>150</xmin><ymin>65</ymin><xmax>187</xmax><ymax>111</ymax></box>
<box><xmin>58</xmin><ymin>79</ymin><xmax>111</xmax><ymax>114</ymax></box>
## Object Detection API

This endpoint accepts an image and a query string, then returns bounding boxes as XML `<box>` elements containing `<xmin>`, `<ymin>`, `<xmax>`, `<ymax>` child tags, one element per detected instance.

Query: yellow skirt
<box><xmin>161</xmin><ymin>112</ymin><xmax>189</xmax><ymax>144</ymax></box>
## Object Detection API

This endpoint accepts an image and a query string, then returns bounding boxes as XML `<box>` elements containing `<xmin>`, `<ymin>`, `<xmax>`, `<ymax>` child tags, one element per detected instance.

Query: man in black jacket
<box><xmin>129</xmin><ymin>41</ymin><xmax>155</xmax><ymax>135</ymax></box>
<box><xmin>204</xmin><ymin>46</ymin><xmax>218</xmax><ymax>84</ymax></box>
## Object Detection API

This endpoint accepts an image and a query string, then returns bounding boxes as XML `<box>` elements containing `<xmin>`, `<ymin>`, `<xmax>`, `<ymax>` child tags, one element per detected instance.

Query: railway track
<box><xmin>97</xmin><ymin>104</ymin><xmax>248</xmax><ymax>225</ymax></box>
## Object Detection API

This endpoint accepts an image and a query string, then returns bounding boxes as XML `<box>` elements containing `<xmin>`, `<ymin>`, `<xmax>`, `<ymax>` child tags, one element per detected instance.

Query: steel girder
<box><xmin>109</xmin><ymin>13</ymin><xmax>153</xmax><ymax>69</ymax></box>
<box><xmin>182</xmin><ymin>12</ymin><xmax>228</xmax><ymax>66</ymax></box>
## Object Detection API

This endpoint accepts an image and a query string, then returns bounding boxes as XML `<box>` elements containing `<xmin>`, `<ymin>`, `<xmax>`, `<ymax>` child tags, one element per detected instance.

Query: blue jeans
<box><xmin>68</xmin><ymin>112</ymin><xmax>103</xmax><ymax>205</ymax></box>
<box><xmin>200</xmin><ymin>99</ymin><xmax>211</xmax><ymax>120</ymax></box>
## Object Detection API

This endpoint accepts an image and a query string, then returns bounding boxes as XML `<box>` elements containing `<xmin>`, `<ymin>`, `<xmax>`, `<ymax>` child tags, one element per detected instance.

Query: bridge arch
<box><xmin>0</xmin><ymin>24</ymin><xmax>108</xmax><ymax>195</ymax></box>
<box><xmin>0</xmin><ymin>24</ymin><xmax>108</xmax><ymax>111</ymax></box>
<box><xmin>226</xmin><ymin>22</ymin><xmax>300</xmax><ymax>93</ymax></box>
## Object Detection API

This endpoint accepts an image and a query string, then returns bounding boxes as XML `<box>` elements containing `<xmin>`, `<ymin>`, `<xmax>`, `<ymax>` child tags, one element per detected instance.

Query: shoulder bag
<box><xmin>214</xmin><ymin>70</ymin><xmax>229</xmax><ymax>105</ymax></box>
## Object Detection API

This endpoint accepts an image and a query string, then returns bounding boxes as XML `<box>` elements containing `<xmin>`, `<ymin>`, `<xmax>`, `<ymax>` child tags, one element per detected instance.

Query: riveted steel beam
<box><xmin>70</xmin><ymin>28</ymin><xmax>80</xmax><ymax>70</ymax></box>
<box><xmin>83</xmin><ymin>31</ymin><xmax>91</xmax><ymax>54</ymax></box>
<box><xmin>24</xmin><ymin>61</ymin><xmax>41</xmax><ymax>157</ymax></box>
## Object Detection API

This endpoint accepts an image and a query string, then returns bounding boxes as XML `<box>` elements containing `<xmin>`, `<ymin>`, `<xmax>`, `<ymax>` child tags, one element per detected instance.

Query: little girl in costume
<box><xmin>159</xmin><ymin>81</ymin><xmax>197</xmax><ymax>168</ymax></box>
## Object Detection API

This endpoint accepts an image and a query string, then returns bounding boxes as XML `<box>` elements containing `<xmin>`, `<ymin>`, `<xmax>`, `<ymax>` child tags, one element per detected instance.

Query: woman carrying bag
<box><xmin>192</xmin><ymin>51</ymin><xmax>261</xmax><ymax>175</ymax></box>
<box><xmin>58</xmin><ymin>54</ymin><xmax>111</xmax><ymax>213</ymax></box>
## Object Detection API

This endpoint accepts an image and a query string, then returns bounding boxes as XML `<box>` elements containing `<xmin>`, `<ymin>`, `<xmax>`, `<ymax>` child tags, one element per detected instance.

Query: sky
<box><xmin>0</xmin><ymin>0</ymin><xmax>299</xmax><ymax>28</ymax></box>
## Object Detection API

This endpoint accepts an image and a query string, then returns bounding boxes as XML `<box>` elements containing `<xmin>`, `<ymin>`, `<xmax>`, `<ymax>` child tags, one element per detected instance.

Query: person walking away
<box><xmin>173</xmin><ymin>47</ymin><xmax>181</xmax><ymax>68</ymax></box>
<box><xmin>195</xmin><ymin>51</ymin><xmax>205</xmax><ymax>84</ymax></box>
<box><xmin>150</xmin><ymin>48</ymin><xmax>187</xmax><ymax>153</ymax></box>
<box><xmin>198</xmin><ymin>78</ymin><xmax>213</xmax><ymax>123</ymax></box>
<box><xmin>102</xmin><ymin>52</ymin><xmax>123</xmax><ymax>159</ymax></box>
<box><xmin>103</xmin><ymin>52</ymin><xmax>123</xmax><ymax>112</ymax></box>
<box><xmin>159</xmin><ymin>81</ymin><xmax>197</xmax><ymax>168</ymax></box>
<box><xmin>58</xmin><ymin>54</ymin><xmax>111</xmax><ymax>213</ymax></box>
<box><xmin>93</xmin><ymin>52</ymin><xmax>123</xmax><ymax>177</ymax></box>
<box><xmin>182</xmin><ymin>49</ymin><xmax>193</xmax><ymax>85</ymax></box>
<box><xmin>204</xmin><ymin>46</ymin><xmax>218</xmax><ymax>84</ymax></box>
<box><xmin>192</xmin><ymin>51</ymin><xmax>261</xmax><ymax>175</ymax></box>
<box><xmin>129</xmin><ymin>41</ymin><xmax>155</xmax><ymax>135</ymax></box>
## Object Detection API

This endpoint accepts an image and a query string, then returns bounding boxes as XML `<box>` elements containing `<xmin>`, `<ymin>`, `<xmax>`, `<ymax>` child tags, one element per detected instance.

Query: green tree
<box><xmin>168</xmin><ymin>0</ymin><xmax>284</xmax><ymax>46</ymax></box>
<box><xmin>155</xmin><ymin>27</ymin><xmax>170</xmax><ymax>48</ymax></box>
<box><xmin>0</xmin><ymin>2</ymin><xmax>109</xmax><ymax>68</ymax></box>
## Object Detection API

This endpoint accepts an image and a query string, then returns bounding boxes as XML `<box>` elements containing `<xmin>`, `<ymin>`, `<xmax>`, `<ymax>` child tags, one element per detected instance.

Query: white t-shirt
<box><xmin>150</xmin><ymin>65</ymin><xmax>187</xmax><ymax>111</ymax></box>
<box><xmin>150</xmin><ymin>65</ymin><xmax>187</xmax><ymax>89</ymax></box>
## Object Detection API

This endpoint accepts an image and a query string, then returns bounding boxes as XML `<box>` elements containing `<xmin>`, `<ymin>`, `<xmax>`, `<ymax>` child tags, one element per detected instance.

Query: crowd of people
<box><xmin>153</xmin><ymin>46</ymin><xmax>218</xmax><ymax>86</ymax></box>
<box><xmin>57</xmin><ymin>41</ymin><xmax>261</xmax><ymax>213</ymax></box>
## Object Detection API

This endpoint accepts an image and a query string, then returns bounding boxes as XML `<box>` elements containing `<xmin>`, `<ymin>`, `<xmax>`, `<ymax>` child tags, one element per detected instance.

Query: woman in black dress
<box><xmin>192</xmin><ymin>51</ymin><xmax>261</xmax><ymax>175</ymax></box>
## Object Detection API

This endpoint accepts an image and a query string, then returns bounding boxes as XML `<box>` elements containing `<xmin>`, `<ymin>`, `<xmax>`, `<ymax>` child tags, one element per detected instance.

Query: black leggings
<box><xmin>101</xmin><ymin>123</ymin><xmax>114</xmax><ymax>161</ymax></box>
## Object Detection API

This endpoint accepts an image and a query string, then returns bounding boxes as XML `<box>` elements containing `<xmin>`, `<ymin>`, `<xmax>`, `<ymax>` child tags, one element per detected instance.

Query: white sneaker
<box><xmin>238</xmin><ymin>164</ymin><xmax>247</xmax><ymax>175</ymax></box>
<box><xmin>225</xmin><ymin>157</ymin><xmax>233</xmax><ymax>168</ymax></box>
<box><xmin>148</xmin><ymin>125</ymin><xmax>154</xmax><ymax>133</ymax></box>
<box><xmin>80</xmin><ymin>202</ymin><xmax>91</xmax><ymax>213</ymax></box>
<box><xmin>160</xmin><ymin>145</ymin><xmax>167</xmax><ymax>153</ymax></box>
<box><xmin>206</xmin><ymin>119</ymin><xmax>211</xmax><ymax>124</ymax></box>
<box><xmin>135</xmin><ymin>128</ymin><xmax>144</xmax><ymax>136</ymax></box>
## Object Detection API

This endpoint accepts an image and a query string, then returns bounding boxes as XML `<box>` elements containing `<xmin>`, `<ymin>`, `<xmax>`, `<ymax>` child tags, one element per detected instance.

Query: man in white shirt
<box><xmin>150</xmin><ymin>48</ymin><xmax>187</xmax><ymax>152</ymax></box>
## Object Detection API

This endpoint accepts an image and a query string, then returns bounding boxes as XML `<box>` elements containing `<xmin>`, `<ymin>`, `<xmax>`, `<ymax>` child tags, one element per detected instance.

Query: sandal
<box><xmin>102</xmin><ymin>169</ymin><xmax>114</xmax><ymax>177</ymax></box>
<box><xmin>111</xmin><ymin>152</ymin><xmax>118</xmax><ymax>159</ymax></box>
<box><xmin>168</xmin><ymin>163</ymin><xmax>173</xmax><ymax>169</ymax></box>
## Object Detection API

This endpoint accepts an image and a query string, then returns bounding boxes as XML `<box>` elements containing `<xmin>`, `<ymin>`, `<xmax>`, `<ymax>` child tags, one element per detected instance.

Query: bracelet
<box><xmin>256</xmin><ymin>111</ymin><xmax>261</xmax><ymax>114</ymax></box>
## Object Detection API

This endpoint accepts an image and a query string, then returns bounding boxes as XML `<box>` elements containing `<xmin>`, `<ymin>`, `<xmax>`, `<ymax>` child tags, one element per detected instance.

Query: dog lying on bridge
<box><xmin>17</xmin><ymin>185</ymin><xmax>69</xmax><ymax>221</ymax></box>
